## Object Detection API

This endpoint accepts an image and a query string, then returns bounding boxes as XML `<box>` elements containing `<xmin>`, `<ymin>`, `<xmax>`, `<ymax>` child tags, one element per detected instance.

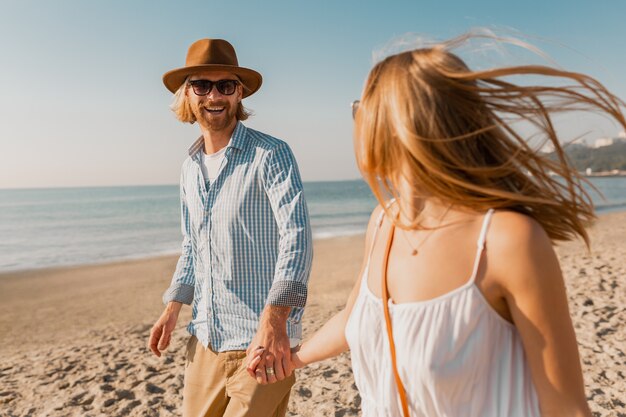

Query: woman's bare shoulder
<box><xmin>486</xmin><ymin>210</ymin><xmax>558</xmax><ymax>290</ymax></box>
<box><xmin>364</xmin><ymin>204</ymin><xmax>384</xmax><ymax>238</ymax></box>
<box><xmin>488</xmin><ymin>210</ymin><xmax>552</xmax><ymax>251</ymax></box>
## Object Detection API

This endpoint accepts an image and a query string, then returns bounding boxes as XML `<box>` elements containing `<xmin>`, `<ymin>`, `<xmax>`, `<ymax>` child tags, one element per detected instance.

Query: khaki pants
<box><xmin>183</xmin><ymin>336</ymin><xmax>295</xmax><ymax>417</ymax></box>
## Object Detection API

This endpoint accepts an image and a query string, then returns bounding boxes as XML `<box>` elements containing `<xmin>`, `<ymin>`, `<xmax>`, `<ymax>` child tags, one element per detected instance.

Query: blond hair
<box><xmin>355</xmin><ymin>33</ymin><xmax>626</xmax><ymax>246</ymax></box>
<box><xmin>170</xmin><ymin>77</ymin><xmax>252</xmax><ymax>123</ymax></box>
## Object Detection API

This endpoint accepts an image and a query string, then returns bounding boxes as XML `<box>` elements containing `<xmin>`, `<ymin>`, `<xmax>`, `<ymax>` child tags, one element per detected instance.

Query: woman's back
<box><xmin>344</xmin><ymin>208</ymin><xmax>541</xmax><ymax>416</ymax></box>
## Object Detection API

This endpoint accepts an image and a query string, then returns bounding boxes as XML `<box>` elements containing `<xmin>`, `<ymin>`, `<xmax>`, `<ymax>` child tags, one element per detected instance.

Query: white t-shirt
<box><xmin>200</xmin><ymin>145</ymin><xmax>228</xmax><ymax>184</ymax></box>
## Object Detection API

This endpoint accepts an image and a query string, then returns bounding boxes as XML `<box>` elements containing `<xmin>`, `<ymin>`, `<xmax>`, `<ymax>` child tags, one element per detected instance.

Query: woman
<box><xmin>250</xmin><ymin>33</ymin><xmax>626</xmax><ymax>416</ymax></box>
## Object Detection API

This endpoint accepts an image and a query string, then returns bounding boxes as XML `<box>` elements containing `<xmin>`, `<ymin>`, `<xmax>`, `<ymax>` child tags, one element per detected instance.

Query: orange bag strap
<box><xmin>381</xmin><ymin>219</ymin><xmax>411</xmax><ymax>417</ymax></box>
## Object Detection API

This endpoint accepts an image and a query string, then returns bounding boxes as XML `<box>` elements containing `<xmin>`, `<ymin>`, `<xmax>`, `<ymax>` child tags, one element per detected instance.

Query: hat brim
<box><xmin>162</xmin><ymin>65</ymin><xmax>262</xmax><ymax>98</ymax></box>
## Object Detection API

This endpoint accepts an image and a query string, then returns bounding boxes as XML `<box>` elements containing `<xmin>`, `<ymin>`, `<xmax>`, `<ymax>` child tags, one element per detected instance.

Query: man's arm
<box><xmin>248</xmin><ymin>305</ymin><xmax>293</xmax><ymax>384</ymax></box>
<box><xmin>263</xmin><ymin>143</ymin><xmax>313</xmax><ymax>309</ymax></box>
<box><xmin>249</xmin><ymin>143</ymin><xmax>313</xmax><ymax>383</ymax></box>
<box><xmin>148</xmin><ymin>301</ymin><xmax>183</xmax><ymax>357</ymax></box>
<box><xmin>148</xmin><ymin>172</ymin><xmax>195</xmax><ymax>357</ymax></box>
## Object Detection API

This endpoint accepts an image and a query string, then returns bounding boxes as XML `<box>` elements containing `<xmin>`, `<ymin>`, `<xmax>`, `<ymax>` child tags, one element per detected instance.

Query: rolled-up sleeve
<box><xmin>162</xmin><ymin>172</ymin><xmax>195</xmax><ymax>305</ymax></box>
<box><xmin>262</xmin><ymin>143</ymin><xmax>313</xmax><ymax>309</ymax></box>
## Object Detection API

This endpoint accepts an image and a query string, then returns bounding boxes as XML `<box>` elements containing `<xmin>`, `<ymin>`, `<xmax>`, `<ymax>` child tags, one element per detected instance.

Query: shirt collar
<box><xmin>187</xmin><ymin>121</ymin><xmax>247</xmax><ymax>157</ymax></box>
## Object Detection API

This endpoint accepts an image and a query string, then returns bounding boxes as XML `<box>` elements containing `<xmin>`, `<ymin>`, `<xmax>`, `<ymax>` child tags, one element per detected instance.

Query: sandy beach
<box><xmin>1</xmin><ymin>212</ymin><xmax>625</xmax><ymax>417</ymax></box>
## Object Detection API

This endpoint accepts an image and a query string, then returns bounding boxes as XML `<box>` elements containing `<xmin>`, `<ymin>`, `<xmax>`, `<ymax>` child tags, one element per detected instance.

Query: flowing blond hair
<box><xmin>170</xmin><ymin>77</ymin><xmax>252</xmax><ymax>123</ymax></box>
<box><xmin>355</xmin><ymin>32</ymin><xmax>626</xmax><ymax>246</ymax></box>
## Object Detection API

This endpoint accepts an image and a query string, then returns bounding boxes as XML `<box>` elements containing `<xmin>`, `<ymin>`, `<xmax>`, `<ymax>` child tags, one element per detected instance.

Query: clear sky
<box><xmin>1</xmin><ymin>0</ymin><xmax>625</xmax><ymax>189</ymax></box>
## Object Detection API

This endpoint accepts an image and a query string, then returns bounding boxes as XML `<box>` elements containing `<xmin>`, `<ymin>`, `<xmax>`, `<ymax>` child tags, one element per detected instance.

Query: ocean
<box><xmin>1</xmin><ymin>177</ymin><xmax>625</xmax><ymax>272</ymax></box>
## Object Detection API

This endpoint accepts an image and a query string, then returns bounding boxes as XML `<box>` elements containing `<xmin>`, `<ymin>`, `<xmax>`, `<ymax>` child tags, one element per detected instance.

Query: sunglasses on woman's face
<box><xmin>189</xmin><ymin>79</ymin><xmax>239</xmax><ymax>96</ymax></box>
<box><xmin>351</xmin><ymin>100</ymin><xmax>360</xmax><ymax>119</ymax></box>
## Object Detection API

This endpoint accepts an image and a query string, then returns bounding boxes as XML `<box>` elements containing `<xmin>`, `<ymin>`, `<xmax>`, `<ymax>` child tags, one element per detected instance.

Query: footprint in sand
<box><xmin>146</xmin><ymin>382</ymin><xmax>166</xmax><ymax>394</ymax></box>
<box><xmin>297</xmin><ymin>386</ymin><xmax>312</xmax><ymax>398</ymax></box>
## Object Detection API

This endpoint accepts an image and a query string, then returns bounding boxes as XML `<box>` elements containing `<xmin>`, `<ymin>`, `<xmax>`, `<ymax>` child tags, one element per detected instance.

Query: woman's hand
<box><xmin>246</xmin><ymin>346</ymin><xmax>268</xmax><ymax>383</ymax></box>
<box><xmin>290</xmin><ymin>350</ymin><xmax>306</xmax><ymax>369</ymax></box>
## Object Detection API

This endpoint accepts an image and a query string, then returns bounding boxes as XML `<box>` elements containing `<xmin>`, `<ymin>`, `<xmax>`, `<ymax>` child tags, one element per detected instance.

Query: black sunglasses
<box><xmin>351</xmin><ymin>100</ymin><xmax>360</xmax><ymax>119</ymax></box>
<box><xmin>189</xmin><ymin>79</ymin><xmax>239</xmax><ymax>96</ymax></box>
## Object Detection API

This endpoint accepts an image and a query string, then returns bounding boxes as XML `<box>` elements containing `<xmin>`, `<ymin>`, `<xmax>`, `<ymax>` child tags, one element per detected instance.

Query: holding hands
<box><xmin>246</xmin><ymin>345</ymin><xmax>304</xmax><ymax>385</ymax></box>
<box><xmin>246</xmin><ymin>305</ymin><xmax>305</xmax><ymax>385</ymax></box>
<box><xmin>246</xmin><ymin>289</ymin><xmax>358</xmax><ymax>384</ymax></box>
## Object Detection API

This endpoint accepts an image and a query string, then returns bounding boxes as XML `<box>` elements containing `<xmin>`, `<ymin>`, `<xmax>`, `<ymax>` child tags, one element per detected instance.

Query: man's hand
<box><xmin>246</xmin><ymin>305</ymin><xmax>293</xmax><ymax>384</ymax></box>
<box><xmin>148</xmin><ymin>301</ymin><xmax>182</xmax><ymax>357</ymax></box>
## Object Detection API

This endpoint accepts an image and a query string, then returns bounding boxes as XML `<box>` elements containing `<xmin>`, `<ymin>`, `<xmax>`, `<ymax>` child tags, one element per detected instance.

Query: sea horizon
<box><xmin>0</xmin><ymin>177</ymin><xmax>370</xmax><ymax>192</ymax></box>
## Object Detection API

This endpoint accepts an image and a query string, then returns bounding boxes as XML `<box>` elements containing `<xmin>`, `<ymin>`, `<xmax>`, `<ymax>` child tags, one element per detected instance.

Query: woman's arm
<box><xmin>489</xmin><ymin>211</ymin><xmax>592</xmax><ymax>417</ymax></box>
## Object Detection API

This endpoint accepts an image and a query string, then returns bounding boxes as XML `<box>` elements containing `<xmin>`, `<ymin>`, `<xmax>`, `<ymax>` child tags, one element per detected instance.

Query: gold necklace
<box><xmin>398</xmin><ymin>205</ymin><xmax>451</xmax><ymax>256</ymax></box>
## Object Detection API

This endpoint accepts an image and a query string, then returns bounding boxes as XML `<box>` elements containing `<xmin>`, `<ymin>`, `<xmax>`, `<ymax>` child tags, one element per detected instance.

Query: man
<box><xmin>148</xmin><ymin>38</ymin><xmax>313</xmax><ymax>417</ymax></box>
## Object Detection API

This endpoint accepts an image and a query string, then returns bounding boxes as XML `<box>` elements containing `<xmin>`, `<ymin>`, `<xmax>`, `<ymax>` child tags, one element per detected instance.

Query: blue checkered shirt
<box><xmin>163</xmin><ymin>122</ymin><xmax>313</xmax><ymax>352</ymax></box>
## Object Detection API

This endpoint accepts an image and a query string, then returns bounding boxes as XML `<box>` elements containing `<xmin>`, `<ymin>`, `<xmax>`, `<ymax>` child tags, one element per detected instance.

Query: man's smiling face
<box><xmin>187</xmin><ymin>70</ymin><xmax>243</xmax><ymax>132</ymax></box>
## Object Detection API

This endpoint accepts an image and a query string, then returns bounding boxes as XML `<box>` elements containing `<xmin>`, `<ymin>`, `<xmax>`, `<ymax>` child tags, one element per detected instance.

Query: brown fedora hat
<box><xmin>162</xmin><ymin>39</ymin><xmax>262</xmax><ymax>98</ymax></box>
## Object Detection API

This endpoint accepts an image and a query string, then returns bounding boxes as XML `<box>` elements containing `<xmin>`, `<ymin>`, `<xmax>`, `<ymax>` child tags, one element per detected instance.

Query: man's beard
<box><xmin>192</xmin><ymin>100</ymin><xmax>237</xmax><ymax>132</ymax></box>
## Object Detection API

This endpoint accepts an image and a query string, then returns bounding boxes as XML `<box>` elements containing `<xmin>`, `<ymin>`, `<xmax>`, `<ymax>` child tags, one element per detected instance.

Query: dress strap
<box><xmin>364</xmin><ymin>200</ymin><xmax>394</xmax><ymax>268</ymax></box>
<box><xmin>469</xmin><ymin>209</ymin><xmax>495</xmax><ymax>284</ymax></box>
<box><xmin>376</xmin><ymin>205</ymin><xmax>386</xmax><ymax>227</ymax></box>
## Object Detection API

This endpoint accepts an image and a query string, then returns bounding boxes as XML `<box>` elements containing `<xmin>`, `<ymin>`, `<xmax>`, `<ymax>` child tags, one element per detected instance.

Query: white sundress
<box><xmin>345</xmin><ymin>209</ymin><xmax>541</xmax><ymax>416</ymax></box>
